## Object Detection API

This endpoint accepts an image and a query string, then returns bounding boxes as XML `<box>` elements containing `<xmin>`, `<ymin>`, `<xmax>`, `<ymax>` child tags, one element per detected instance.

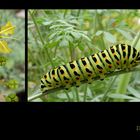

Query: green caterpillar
<box><xmin>41</xmin><ymin>44</ymin><xmax>140</xmax><ymax>93</ymax></box>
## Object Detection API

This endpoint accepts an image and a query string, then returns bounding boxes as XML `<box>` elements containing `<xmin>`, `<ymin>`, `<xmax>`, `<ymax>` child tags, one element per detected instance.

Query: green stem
<box><xmin>102</xmin><ymin>76</ymin><xmax>118</xmax><ymax>102</ymax></box>
<box><xmin>83</xmin><ymin>83</ymin><xmax>88</xmax><ymax>102</ymax></box>
<box><xmin>74</xmin><ymin>86</ymin><xmax>80</xmax><ymax>102</ymax></box>
<box><xmin>65</xmin><ymin>90</ymin><xmax>71</xmax><ymax>102</ymax></box>
<box><xmin>44</xmin><ymin>43</ymin><xmax>55</xmax><ymax>68</ymax></box>
<box><xmin>28</xmin><ymin>92</ymin><xmax>43</xmax><ymax>101</ymax></box>
<box><xmin>77</xmin><ymin>10</ymin><xmax>81</xmax><ymax>17</ymax></box>
<box><xmin>116</xmin><ymin>73</ymin><xmax>132</xmax><ymax>94</ymax></box>
<box><xmin>29</xmin><ymin>28</ymin><xmax>40</xmax><ymax>47</ymax></box>
<box><xmin>29</xmin><ymin>10</ymin><xmax>45</xmax><ymax>45</ymax></box>
<box><xmin>95</xmin><ymin>10</ymin><xmax>106</xmax><ymax>50</ymax></box>
<box><xmin>28</xmin><ymin>66</ymin><xmax>140</xmax><ymax>102</ymax></box>
<box><xmin>63</xmin><ymin>10</ymin><xmax>67</xmax><ymax>18</ymax></box>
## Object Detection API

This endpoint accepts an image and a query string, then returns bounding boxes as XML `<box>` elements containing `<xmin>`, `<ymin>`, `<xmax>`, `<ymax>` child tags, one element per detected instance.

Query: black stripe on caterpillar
<box><xmin>41</xmin><ymin>44</ymin><xmax>140</xmax><ymax>93</ymax></box>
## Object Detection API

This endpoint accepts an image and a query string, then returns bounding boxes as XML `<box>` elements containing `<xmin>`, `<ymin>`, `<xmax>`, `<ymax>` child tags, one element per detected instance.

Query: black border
<box><xmin>0</xmin><ymin>1</ymin><xmax>140</xmax><ymax>138</ymax></box>
<box><xmin>0</xmin><ymin>102</ymin><xmax>140</xmax><ymax>138</ymax></box>
<box><xmin>0</xmin><ymin>0</ymin><xmax>140</xmax><ymax>9</ymax></box>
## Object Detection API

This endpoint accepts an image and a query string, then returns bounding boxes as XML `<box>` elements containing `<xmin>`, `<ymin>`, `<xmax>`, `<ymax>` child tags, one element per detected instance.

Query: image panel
<box><xmin>0</xmin><ymin>10</ymin><xmax>25</xmax><ymax>102</ymax></box>
<box><xmin>28</xmin><ymin>9</ymin><xmax>140</xmax><ymax>102</ymax></box>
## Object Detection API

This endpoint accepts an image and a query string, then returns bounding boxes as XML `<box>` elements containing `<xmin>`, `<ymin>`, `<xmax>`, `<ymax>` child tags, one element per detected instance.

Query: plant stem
<box><xmin>29</xmin><ymin>10</ymin><xmax>45</xmax><ymax>45</ymax></box>
<box><xmin>77</xmin><ymin>10</ymin><xmax>81</xmax><ymax>18</ymax></box>
<box><xmin>102</xmin><ymin>76</ymin><xmax>118</xmax><ymax>102</ymax></box>
<box><xmin>116</xmin><ymin>73</ymin><xmax>132</xmax><ymax>94</ymax></box>
<box><xmin>95</xmin><ymin>10</ymin><xmax>106</xmax><ymax>50</ymax></box>
<box><xmin>65</xmin><ymin>90</ymin><xmax>71</xmax><ymax>101</ymax></box>
<box><xmin>63</xmin><ymin>10</ymin><xmax>67</xmax><ymax>18</ymax></box>
<box><xmin>83</xmin><ymin>83</ymin><xmax>88</xmax><ymax>102</ymax></box>
<box><xmin>74</xmin><ymin>86</ymin><xmax>80</xmax><ymax>102</ymax></box>
<box><xmin>28</xmin><ymin>66</ymin><xmax>140</xmax><ymax>102</ymax></box>
<box><xmin>44</xmin><ymin>43</ymin><xmax>55</xmax><ymax>68</ymax></box>
<box><xmin>28</xmin><ymin>92</ymin><xmax>43</xmax><ymax>101</ymax></box>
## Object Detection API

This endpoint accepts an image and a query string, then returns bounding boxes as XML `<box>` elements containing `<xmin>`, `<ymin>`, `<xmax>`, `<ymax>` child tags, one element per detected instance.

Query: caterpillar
<box><xmin>41</xmin><ymin>44</ymin><xmax>140</xmax><ymax>93</ymax></box>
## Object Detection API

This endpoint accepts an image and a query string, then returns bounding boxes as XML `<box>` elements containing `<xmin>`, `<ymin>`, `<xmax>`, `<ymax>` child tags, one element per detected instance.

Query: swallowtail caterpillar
<box><xmin>41</xmin><ymin>44</ymin><xmax>140</xmax><ymax>93</ymax></box>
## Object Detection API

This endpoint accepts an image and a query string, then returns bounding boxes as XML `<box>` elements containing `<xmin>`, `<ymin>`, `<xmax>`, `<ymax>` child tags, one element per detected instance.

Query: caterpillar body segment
<box><xmin>41</xmin><ymin>44</ymin><xmax>140</xmax><ymax>93</ymax></box>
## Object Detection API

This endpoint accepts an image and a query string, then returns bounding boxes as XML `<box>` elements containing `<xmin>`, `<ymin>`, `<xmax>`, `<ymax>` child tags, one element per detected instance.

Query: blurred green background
<box><xmin>0</xmin><ymin>10</ymin><xmax>25</xmax><ymax>102</ymax></box>
<box><xmin>28</xmin><ymin>10</ymin><xmax>140</xmax><ymax>102</ymax></box>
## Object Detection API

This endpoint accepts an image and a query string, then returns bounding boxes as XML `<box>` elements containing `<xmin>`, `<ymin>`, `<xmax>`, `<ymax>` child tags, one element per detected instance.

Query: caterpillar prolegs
<box><xmin>41</xmin><ymin>44</ymin><xmax>140</xmax><ymax>93</ymax></box>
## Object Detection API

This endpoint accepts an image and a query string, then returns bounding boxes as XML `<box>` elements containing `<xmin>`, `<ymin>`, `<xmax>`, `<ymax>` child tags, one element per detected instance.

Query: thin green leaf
<box><xmin>104</xmin><ymin>31</ymin><xmax>116</xmax><ymax>43</ymax></box>
<box><xmin>78</xmin><ymin>44</ymin><xmax>85</xmax><ymax>51</ymax></box>
<box><xmin>59</xmin><ymin>39</ymin><xmax>69</xmax><ymax>47</ymax></box>
<box><xmin>65</xmin><ymin>35</ymin><xmax>73</xmax><ymax>42</ymax></box>
<box><xmin>70</xmin><ymin>31</ymin><xmax>81</xmax><ymax>39</ymax></box>
<box><xmin>42</xmin><ymin>21</ymin><xmax>53</xmax><ymax>26</ymax></box>
<box><xmin>127</xmin><ymin>86</ymin><xmax>140</xmax><ymax>99</ymax></box>
<box><xmin>48</xmin><ymin>32</ymin><xmax>58</xmax><ymax>40</ymax></box>
<box><xmin>81</xmin><ymin>33</ymin><xmax>91</xmax><ymax>42</ymax></box>
<box><xmin>115</xmin><ymin>28</ymin><xmax>133</xmax><ymax>40</ymax></box>
<box><xmin>86</xmin><ymin>87</ymin><xmax>93</xmax><ymax>98</ymax></box>
<box><xmin>95</xmin><ymin>30</ymin><xmax>103</xmax><ymax>36</ymax></box>
<box><xmin>108</xmin><ymin>94</ymin><xmax>135</xmax><ymax>100</ymax></box>
<box><xmin>49</xmin><ymin>24</ymin><xmax>64</xmax><ymax>29</ymax></box>
<box><xmin>68</xmin><ymin>20</ymin><xmax>79</xmax><ymax>26</ymax></box>
<box><xmin>129</xmin><ymin>99</ymin><xmax>140</xmax><ymax>102</ymax></box>
<box><xmin>56</xmin><ymin>20</ymin><xmax>75</xmax><ymax>27</ymax></box>
<box><xmin>57</xmin><ymin>93</ymin><xmax>68</xmax><ymax>99</ymax></box>
<box><xmin>54</xmin><ymin>36</ymin><xmax>63</xmax><ymax>42</ymax></box>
